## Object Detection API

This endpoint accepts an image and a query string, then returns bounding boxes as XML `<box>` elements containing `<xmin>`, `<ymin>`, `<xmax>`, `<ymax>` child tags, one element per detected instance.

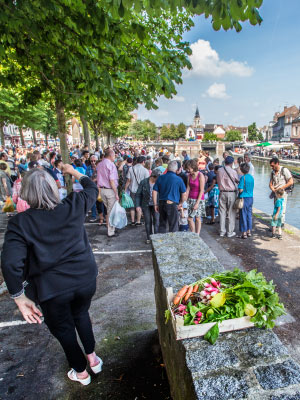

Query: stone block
<box><xmin>270</xmin><ymin>394</ymin><xmax>300</xmax><ymax>400</ymax></box>
<box><xmin>255</xmin><ymin>360</ymin><xmax>300</xmax><ymax>390</ymax></box>
<box><xmin>231</xmin><ymin>328</ymin><xmax>290</xmax><ymax>367</ymax></box>
<box><xmin>194</xmin><ymin>370</ymin><xmax>249</xmax><ymax>400</ymax></box>
<box><xmin>184</xmin><ymin>337</ymin><xmax>240</xmax><ymax>376</ymax></box>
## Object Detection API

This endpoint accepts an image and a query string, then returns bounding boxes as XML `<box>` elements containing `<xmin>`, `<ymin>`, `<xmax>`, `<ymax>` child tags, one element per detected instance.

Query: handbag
<box><xmin>234</xmin><ymin>176</ymin><xmax>245</xmax><ymax>210</ymax></box>
<box><xmin>121</xmin><ymin>191</ymin><xmax>134</xmax><ymax>208</ymax></box>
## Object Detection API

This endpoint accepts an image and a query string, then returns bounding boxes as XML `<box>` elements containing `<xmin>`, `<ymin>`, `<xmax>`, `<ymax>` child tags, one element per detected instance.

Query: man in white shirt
<box><xmin>125</xmin><ymin>156</ymin><xmax>149</xmax><ymax>226</ymax></box>
<box><xmin>244</xmin><ymin>153</ymin><xmax>255</xmax><ymax>176</ymax></box>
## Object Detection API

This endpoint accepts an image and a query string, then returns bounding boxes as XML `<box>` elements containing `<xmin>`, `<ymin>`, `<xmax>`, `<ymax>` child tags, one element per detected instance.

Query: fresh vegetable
<box><xmin>184</xmin><ymin>286</ymin><xmax>194</xmax><ymax>302</ymax></box>
<box><xmin>168</xmin><ymin>269</ymin><xmax>285</xmax><ymax>344</ymax></box>
<box><xmin>173</xmin><ymin>285</ymin><xmax>189</xmax><ymax>305</ymax></box>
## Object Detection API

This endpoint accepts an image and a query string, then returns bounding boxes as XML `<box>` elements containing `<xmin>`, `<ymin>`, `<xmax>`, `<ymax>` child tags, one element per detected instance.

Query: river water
<box><xmin>251</xmin><ymin>160</ymin><xmax>300</xmax><ymax>229</ymax></box>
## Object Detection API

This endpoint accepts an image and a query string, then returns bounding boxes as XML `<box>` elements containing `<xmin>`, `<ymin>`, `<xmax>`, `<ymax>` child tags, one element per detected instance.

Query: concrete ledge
<box><xmin>152</xmin><ymin>232</ymin><xmax>300</xmax><ymax>400</ymax></box>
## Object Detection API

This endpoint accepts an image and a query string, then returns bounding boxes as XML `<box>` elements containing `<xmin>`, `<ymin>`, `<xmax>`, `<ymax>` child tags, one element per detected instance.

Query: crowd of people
<box><xmin>0</xmin><ymin>140</ymin><xmax>294</xmax><ymax>386</ymax></box>
<box><xmin>234</xmin><ymin>145</ymin><xmax>300</xmax><ymax>160</ymax></box>
<box><xmin>0</xmin><ymin>142</ymin><xmax>294</xmax><ymax>242</ymax></box>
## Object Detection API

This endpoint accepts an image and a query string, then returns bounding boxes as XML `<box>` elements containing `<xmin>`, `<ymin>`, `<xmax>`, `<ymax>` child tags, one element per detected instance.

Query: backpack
<box><xmin>272</xmin><ymin>167</ymin><xmax>294</xmax><ymax>193</ymax></box>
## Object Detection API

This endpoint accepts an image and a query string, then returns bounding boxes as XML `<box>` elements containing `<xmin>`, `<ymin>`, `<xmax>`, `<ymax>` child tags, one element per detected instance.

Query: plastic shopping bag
<box><xmin>2</xmin><ymin>197</ymin><xmax>15</xmax><ymax>213</ymax></box>
<box><xmin>109</xmin><ymin>201</ymin><xmax>127</xmax><ymax>229</ymax></box>
<box><xmin>121</xmin><ymin>191</ymin><xmax>134</xmax><ymax>209</ymax></box>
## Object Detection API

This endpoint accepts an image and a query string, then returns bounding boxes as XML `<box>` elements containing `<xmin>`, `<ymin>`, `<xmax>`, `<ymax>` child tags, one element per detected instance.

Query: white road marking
<box><xmin>93</xmin><ymin>250</ymin><xmax>152</xmax><ymax>255</ymax></box>
<box><xmin>0</xmin><ymin>320</ymin><xmax>27</xmax><ymax>328</ymax></box>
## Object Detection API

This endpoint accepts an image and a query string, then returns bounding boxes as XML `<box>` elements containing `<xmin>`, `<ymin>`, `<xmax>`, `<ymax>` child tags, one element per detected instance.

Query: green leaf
<box><xmin>164</xmin><ymin>310</ymin><xmax>171</xmax><ymax>324</ymax></box>
<box><xmin>204</xmin><ymin>322</ymin><xmax>219</xmax><ymax>345</ymax></box>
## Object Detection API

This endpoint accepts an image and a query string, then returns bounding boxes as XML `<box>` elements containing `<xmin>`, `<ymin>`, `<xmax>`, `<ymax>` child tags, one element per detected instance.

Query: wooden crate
<box><xmin>166</xmin><ymin>287</ymin><xmax>255</xmax><ymax>340</ymax></box>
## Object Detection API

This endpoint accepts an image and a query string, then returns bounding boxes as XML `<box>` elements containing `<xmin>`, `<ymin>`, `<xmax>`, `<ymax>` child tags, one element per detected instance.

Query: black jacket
<box><xmin>135</xmin><ymin>177</ymin><xmax>157</xmax><ymax>208</ymax></box>
<box><xmin>1</xmin><ymin>176</ymin><xmax>98</xmax><ymax>303</ymax></box>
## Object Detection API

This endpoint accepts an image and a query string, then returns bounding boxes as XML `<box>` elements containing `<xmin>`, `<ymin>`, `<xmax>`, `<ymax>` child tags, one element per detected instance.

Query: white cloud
<box><xmin>172</xmin><ymin>95</ymin><xmax>185</xmax><ymax>102</ymax></box>
<box><xmin>205</xmin><ymin>83</ymin><xmax>229</xmax><ymax>99</ymax></box>
<box><xmin>188</xmin><ymin>39</ymin><xmax>254</xmax><ymax>78</ymax></box>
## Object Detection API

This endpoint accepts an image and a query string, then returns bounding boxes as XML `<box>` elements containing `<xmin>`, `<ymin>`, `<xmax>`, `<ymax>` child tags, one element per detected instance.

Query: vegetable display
<box><xmin>166</xmin><ymin>269</ymin><xmax>285</xmax><ymax>344</ymax></box>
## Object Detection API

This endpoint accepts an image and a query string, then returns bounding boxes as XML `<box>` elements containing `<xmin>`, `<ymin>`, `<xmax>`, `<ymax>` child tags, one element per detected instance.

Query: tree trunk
<box><xmin>56</xmin><ymin>101</ymin><xmax>72</xmax><ymax>192</ymax></box>
<box><xmin>95</xmin><ymin>129</ymin><xmax>100</xmax><ymax>149</ymax></box>
<box><xmin>80</xmin><ymin>115</ymin><xmax>90</xmax><ymax>150</ymax></box>
<box><xmin>45</xmin><ymin>132</ymin><xmax>49</xmax><ymax>147</ymax></box>
<box><xmin>19</xmin><ymin>128</ymin><xmax>25</xmax><ymax>147</ymax></box>
<box><xmin>32</xmin><ymin>130</ymin><xmax>37</xmax><ymax>146</ymax></box>
<box><xmin>0</xmin><ymin>123</ymin><xmax>5</xmax><ymax>147</ymax></box>
<box><xmin>107</xmin><ymin>131</ymin><xmax>111</xmax><ymax>145</ymax></box>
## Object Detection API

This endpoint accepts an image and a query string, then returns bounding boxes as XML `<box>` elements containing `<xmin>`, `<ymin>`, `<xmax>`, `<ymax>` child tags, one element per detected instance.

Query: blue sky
<box><xmin>137</xmin><ymin>0</ymin><xmax>300</xmax><ymax>128</ymax></box>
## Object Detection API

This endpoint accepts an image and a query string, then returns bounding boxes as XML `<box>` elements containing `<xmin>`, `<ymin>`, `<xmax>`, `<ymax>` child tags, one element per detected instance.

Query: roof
<box><xmin>194</xmin><ymin>106</ymin><xmax>200</xmax><ymax>118</ymax></box>
<box><xmin>277</xmin><ymin>105</ymin><xmax>299</xmax><ymax>118</ymax></box>
<box><xmin>205</xmin><ymin>124</ymin><xmax>215</xmax><ymax>129</ymax></box>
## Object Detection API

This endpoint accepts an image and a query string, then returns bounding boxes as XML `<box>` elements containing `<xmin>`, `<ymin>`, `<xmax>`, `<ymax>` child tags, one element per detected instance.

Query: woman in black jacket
<box><xmin>1</xmin><ymin>164</ymin><xmax>102</xmax><ymax>386</ymax></box>
<box><xmin>135</xmin><ymin>168</ymin><xmax>161</xmax><ymax>244</ymax></box>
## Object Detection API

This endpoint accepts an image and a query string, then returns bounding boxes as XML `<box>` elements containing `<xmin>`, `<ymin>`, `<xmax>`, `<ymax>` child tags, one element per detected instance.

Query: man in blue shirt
<box><xmin>153</xmin><ymin>161</ymin><xmax>186</xmax><ymax>233</ymax></box>
<box><xmin>182</xmin><ymin>151</ymin><xmax>190</xmax><ymax>161</ymax></box>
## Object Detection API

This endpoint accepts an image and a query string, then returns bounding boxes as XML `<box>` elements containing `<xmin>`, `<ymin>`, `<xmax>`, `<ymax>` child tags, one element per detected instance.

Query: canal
<box><xmin>251</xmin><ymin>160</ymin><xmax>300</xmax><ymax>229</ymax></box>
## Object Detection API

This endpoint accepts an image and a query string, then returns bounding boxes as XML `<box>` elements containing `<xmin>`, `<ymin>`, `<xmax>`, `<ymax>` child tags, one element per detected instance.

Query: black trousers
<box><xmin>158</xmin><ymin>201</ymin><xmax>179</xmax><ymax>233</ymax></box>
<box><xmin>40</xmin><ymin>280</ymin><xmax>96</xmax><ymax>373</ymax></box>
<box><xmin>142</xmin><ymin>205</ymin><xmax>159</xmax><ymax>239</ymax></box>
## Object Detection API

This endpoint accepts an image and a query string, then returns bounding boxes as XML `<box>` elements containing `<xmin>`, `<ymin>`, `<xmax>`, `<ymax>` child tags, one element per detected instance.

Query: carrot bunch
<box><xmin>173</xmin><ymin>284</ymin><xmax>199</xmax><ymax>305</ymax></box>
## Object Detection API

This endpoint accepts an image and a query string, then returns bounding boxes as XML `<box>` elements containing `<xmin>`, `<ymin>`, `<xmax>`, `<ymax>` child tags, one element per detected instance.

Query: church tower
<box><xmin>193</xmin><ymin>106</ymin><xmax>201</xmax><ymax>129</ymax></box>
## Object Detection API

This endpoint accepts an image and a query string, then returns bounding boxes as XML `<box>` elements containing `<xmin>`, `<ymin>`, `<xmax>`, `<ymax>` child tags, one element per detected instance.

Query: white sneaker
<box><xmin>227</xmin><ymin>232</ymin><xmax>236</xmax><ymax>238</ymax></box>
<box><xmin>67</xmin><ymin>369</ymin><xmax>91</xmax><ymax>385</ymax></box>
<box><xmin>220</xmin><ymin>233</ymin><xmax>226</xmax><ymax>237</ymax></box>
<box><xmin>90</xmin><ymin>356</ymin><xmax>103</xmax><ymax>374</ymax></box>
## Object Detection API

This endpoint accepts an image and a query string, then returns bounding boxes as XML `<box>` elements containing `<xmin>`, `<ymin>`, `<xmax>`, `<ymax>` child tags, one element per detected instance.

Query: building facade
<box><xmin>185</xmin><ymin>106</ymin><xmax>204</xmax><ymax>140</ymax></box>
<box><xmin>271</xmin><ymin>106</ymin><xmax>300</xmax><ymax>141</ymax></box>
<box><xmin>291</xmin><ymin>116</ymin><xmax>300</xmax><ymax>145</ymax></box>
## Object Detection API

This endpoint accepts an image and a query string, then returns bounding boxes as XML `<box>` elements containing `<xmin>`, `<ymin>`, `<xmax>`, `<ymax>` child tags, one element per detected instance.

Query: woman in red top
<box><xmin>185</xmin><ymin>159</ymin><xmax>205</xmax><ymax>235</ymax></box>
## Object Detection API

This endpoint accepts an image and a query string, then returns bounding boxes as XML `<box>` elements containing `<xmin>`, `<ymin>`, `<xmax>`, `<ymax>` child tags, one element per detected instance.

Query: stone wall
<box><xmin>151</xmin><ymin>232</ymin><xmax>300</xmax><ymax>400</ymax></box>
<box><xmin>175</xmin><ymin>142</ymin><xmax>202</xmax><ymax>159</ymax></box>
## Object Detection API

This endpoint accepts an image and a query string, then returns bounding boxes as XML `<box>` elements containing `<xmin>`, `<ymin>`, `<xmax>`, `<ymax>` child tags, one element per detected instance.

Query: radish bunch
<box><xmin>199</xmin><ymin>278</ymin><xmax>221</xmax><ymax>304</ymax></box>
<box><xmin>194</xmin><ymin>311</ymin><xmax>203</xmax><ymax>324</ymax></box>
<box><xmin>177</xmin><ymin>304</ymin><xmax>188</xmax><ymax>316</ymax></box>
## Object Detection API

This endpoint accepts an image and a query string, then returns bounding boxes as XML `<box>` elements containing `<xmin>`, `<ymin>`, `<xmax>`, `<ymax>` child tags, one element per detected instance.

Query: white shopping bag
<box><xmin>109</xmin><ymin>201</ymin><xmax>128</xmax><ymax>229</ymax></box>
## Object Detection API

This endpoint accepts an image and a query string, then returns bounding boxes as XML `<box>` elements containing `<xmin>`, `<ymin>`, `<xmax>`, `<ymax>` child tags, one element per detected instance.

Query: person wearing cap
<box><xmin>135</xmin><ymin>168</ymin><xmax>162</xmax><ymax>244</ymax></box>
<box><xmin>217</xmin><ymin>156</ymin><xmax>239</xmax><ymax>238</ymax></box>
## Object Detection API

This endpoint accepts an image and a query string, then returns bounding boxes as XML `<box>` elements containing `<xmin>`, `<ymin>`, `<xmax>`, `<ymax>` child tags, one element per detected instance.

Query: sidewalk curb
<box><xmin>253</xmin><ymin>207</ymin><xmax>300</xmax><ymax>237</ymax></box>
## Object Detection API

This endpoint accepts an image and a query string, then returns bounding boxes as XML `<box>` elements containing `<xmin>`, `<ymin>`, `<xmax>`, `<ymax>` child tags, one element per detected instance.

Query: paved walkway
<box><xmin>0</xmin><ymin>217</ymin><xmax>170</xmax><ymax>400</ymax></box>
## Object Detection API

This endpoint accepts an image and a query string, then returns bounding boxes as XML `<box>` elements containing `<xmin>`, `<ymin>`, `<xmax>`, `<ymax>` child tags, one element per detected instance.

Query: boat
<box><xmin>291</xmin><ymin>170</ymin><xmax>300</xmax><ymax>180</ymax></box>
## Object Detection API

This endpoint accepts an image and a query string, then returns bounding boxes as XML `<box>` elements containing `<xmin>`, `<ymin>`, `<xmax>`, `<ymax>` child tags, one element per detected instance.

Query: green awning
<box><xmin>257</xmin><ymin>142</ymin><xmax>272</xmax><ymax>147</ymax></box>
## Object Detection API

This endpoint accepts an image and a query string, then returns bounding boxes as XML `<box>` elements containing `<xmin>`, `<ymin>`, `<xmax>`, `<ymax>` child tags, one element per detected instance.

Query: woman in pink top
<box><xmin>185</xmin><ymin>159</ymin><xmax>205</xmax><ymax>235</ymax></box>
<box><xmin>12</xmin><ymin>172</ymin><xmax>30</xmax><ymax>213</ymax></box>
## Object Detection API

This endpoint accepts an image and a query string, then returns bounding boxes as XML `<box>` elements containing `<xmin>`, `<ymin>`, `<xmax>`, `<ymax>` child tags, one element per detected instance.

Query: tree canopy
<box><xmin>0</xmin><ymin>0</ymin><xmax>264</xmax><ymax>155</ymax></box>
<box><xmin>225</xmin><ymin>129</ymin><xmax>243</xmax><ymax>142</ymax></box>
<box><xmin>248</xmin><ymin>122</ymin><xmax>258</xmax><ymax>141</ymax></box>
<box><xmin>204</xmin><ymin>132</ymin><xmax>218</xmax><ymax>141</ymax></box>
